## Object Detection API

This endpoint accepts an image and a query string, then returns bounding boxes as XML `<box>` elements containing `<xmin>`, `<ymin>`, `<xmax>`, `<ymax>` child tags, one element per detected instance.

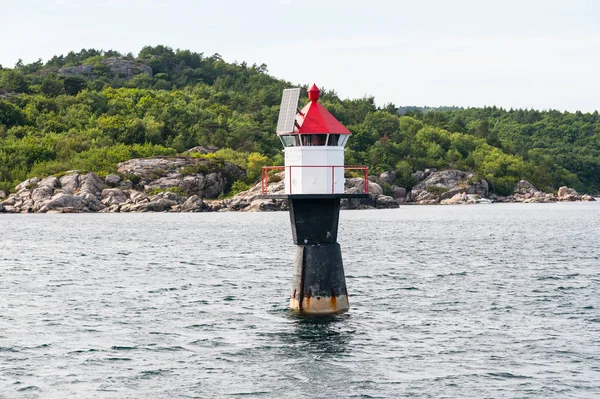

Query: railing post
<box><xmin>331</xmin><ymin>166</ymin><xmax>335</xmax><ymax>193</ymax></box>
<box><xmin>266</xmin><ymin>168</ymin><xmax>269</xmax><ymax>195</ymax></box>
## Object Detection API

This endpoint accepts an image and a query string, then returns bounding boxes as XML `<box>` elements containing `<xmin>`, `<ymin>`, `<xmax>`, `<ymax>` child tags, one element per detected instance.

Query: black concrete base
<box><xmin>288</xmin><ymin>196</ymin><xmax>341</xmax><ymax>245</ymax></box>
<box><xmin>289</xmin><ymin>244</ymin><xmax>349</xmax><ymax>313</ymax></box>
<box><xmin>287</xmin><ymin>197</ymin><xmax>350</xmax><ymax>314</ymax></box>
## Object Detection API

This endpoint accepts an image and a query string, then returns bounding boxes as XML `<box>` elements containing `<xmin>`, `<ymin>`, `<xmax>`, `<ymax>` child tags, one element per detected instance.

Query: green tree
<box><xmin>0</xmin><ymin>101</ymin><xmax>27</xmax><ymax>127</ymax></box>
<box><xmin>63</xmin><ymin>76</ymin><xmax>87</xmax><ymax>95</ymax></box>
<box><xmin>40</xmin><ymin>74</ymin><xmax>65</xmax><ymax>97</ymax></box>
<box><xmin>0</xmin><ymin>69</ymin><xmax>30</xmax><ymax>92</ymax></box>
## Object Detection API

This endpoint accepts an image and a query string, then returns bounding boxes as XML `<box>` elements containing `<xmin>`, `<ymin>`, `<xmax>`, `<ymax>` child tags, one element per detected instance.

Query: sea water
<box><xmin>1</xmin><ymin>203</ymin><xmax>600</xmax><ymax>398</ymax></box>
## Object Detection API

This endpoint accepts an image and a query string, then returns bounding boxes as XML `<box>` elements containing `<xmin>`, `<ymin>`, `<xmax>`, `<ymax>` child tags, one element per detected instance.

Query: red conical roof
<box><xmin>294</xmin><ymin>84</ymin><xmax>351</xmax><ymax>135</ymax></box>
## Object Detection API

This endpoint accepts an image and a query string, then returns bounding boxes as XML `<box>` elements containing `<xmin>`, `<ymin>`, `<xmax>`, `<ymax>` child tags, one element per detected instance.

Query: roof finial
<box><xmin>308</xmin><ymin>83</ymin><xmax>320</xmax><ymax>102</ymax></box>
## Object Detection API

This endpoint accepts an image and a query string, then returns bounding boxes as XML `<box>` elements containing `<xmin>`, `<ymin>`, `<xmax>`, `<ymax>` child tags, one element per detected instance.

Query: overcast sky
<box><xmin>2</xmin><ymin>0</ymin><xmax>600</xmax><ymax>112</ymax></box>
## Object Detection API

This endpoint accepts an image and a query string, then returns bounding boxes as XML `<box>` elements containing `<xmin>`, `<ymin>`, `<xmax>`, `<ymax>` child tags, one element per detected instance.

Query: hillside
<box><xmin>0</xmin><ymin>45</ymin><xmax>599</xmax><ymax>196</ymax></box>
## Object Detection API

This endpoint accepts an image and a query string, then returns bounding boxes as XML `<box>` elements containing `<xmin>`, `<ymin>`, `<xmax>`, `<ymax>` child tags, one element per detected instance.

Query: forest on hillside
<box><xmin>0</xmin><ymin>45</ymin><xmax>599</xmax><ymax>195</ymax></box>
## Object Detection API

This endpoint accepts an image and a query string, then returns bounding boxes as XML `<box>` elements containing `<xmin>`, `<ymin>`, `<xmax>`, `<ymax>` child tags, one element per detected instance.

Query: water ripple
<box><xmin>0</xmin><ymin>204</ymin><xmax>599</xmax><ymax>397</ymax></box>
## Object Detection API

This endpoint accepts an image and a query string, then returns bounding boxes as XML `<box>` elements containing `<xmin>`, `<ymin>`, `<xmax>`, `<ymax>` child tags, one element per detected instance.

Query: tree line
<box><xmin>0</xmin><ymin>45</ymin><xmax>598</xmax><ymax>195</ymax></box>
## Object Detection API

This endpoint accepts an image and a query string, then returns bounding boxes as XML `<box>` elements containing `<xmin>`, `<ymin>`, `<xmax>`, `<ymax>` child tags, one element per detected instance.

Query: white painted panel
<box><xmin>284</xmin><ymin>147</ymin><xmax>346</xmax><ymax>194</ymax></box>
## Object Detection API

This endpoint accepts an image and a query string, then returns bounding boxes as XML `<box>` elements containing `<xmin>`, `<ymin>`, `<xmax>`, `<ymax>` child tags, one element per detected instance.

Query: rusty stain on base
<box><xmin>289</xmin><ymin>295</ymin><xmax>349</xmax><ymax>315</ymax></box>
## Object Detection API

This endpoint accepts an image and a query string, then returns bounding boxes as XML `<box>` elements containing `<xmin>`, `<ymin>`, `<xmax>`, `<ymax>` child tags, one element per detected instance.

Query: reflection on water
<box><xmin>276</xmin><ymin>313</ymin><xmax>357</xmax><ymax>397</ymax></box>
<box><xmin>287</xmin><ymin>313</ymin><xmax>353</xmax><ymax>356</ymax></box>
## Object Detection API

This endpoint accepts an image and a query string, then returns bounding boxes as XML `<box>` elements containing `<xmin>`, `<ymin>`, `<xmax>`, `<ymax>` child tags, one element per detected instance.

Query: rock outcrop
<box><xmin>494</xmin><ymin>180</ymin><xmax>557</xmax><ymax>203</ymax></box>
<box><xmin>341</xmin><ymin>178</ymin><xmax>386</xmax><ymax>209</ymax></box>
<box><xmin>211</xmin><ymin>173</ymin><xmax>287</xmax><ymax>212</ymax></box>
<box><xmin>408</xmin><ymin>170</ymin><xmax>489</xmax><ymax>204</ymax></box>
<box><xmin>487</xmin><ymin>180</ymin><xmax>595</xmax><ymax>203</ymax></box>
<box><xmin>1</xmin><ymin>162</ymin><xmax>596</xmax><ymax>213</ymax></box>
<box><xmin>0</xmin><ymin>156</ymin><xmax>244</xmax><ymax>213</ymax></box>
<box><xmin>184</xmin><ymin>146</ymin><xmax>219</xmax><ymax>155</ymax></box>
<box><xmin>1</xmin><ymin>172</ymin><xmax>107</xmax><ymax>213</ymax></box>
<box><xmin>440</xmin><ymin>192</ymin><xmax>479</xmax><ymax>205</ymax></box>
<box><xmin>116</xmin><ymin>157</ymin><xmax>245</xmax><ymax>198</ymax></box>
<box><xmin>58</xmin><ymin>58</ymin><xmax>153</xmax><ymax>79</ymax></box>
<box><xmin>556</xmin><ymin>186</ymin><xmax>595</xmax><ymax>202</ymax></box>
<box><xmin>557</xmin><ymin>186</ymin><xmax>579</xmax><ymax>201</ymax></box>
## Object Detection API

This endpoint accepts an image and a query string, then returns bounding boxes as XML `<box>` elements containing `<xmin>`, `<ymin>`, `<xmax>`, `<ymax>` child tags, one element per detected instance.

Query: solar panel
<box><xmin>276</xmin><ymin>88</ymin><xmax>301</xmax><ymax>134</ymax></box>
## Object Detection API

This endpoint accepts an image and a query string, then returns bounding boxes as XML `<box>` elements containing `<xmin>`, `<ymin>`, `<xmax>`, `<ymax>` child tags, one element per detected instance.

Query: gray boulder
<box><xmin>143</xmin><ymin>191</ymin><xmax>185</xmax><ymax>212</ymax></box>
<box><xmin>15</xmin><ymin>177</ymin><xmax>39</xmax><ymax>192</ymax></box>
<box><xmin>410</xmin><ymin>189</ymin><xmax>440</xmax><ymax>204</ymax></box>
<box><xmin>247</xmin><ymin>198</ymin><xmax>283</xmax><ymax>212</ymax></box>
<box><xmin>79</xmin><ymin>173</ymin><xmax>104</xmax><ymax>197</ymax></box>
<box><xmin>39</xmin><ymin>193</ymin><xmax>86</xmax><ymax>213</ymax></box>
<box><xmin>144</xmin><ymin>200</ymin><xmax>167</xmax><ymax>212</ymax></box>
<box><xmin>345</xmin><ymin>178</ymin><xmax>383</xmax><ymax>196</ymax></box>
<box><xmin>375</xmin><ymin>195</ymin><xmax>399</xmax><ymax>209</ymax></box>
<box><xmin>181</xmin><ymin>195</ymin><xmax>208</xmax><ymax>212</ymax></box>
<box><xmin>81</xmin><ymin>193</ymin><xmax>105</xmax><ymax>212</ymax></box>
<box><xmin>391</xmin><ymin>185</ymin><xmax>407</xmax><ymax>200</ymax></box>
<box><xmin>58</xmin><ymin>64</ymin><xmax>94</xmax><ymax>77</ymax></box>
<box><xmin>101</xmin><ymin>188</ymin><xmax>128</xmax><ymax>206</ymax></box>
<box><xmin>516</xmin><ymin>180</ymin><xmax>538</xmax><ymax>195</ymax></box>
<box><xmin>379</xmin><ymin>171</ymin><xmax>397</xmax><ymax>185</ymax></box>
<box><xmin>150</xmin><ymin>191</ymin><xmax>185</xmax><ymax>205</ymax></box>
<box><xmin>105</xmin><ymin>174</ymin><xmax>122</xmax><ymax>187</ymax></box>
<box><xmin>413</xmin><ymin>171</ymin><xmax>426</xmax><ymax>182</ymax></box>
<box><xmin>59</xmin><ymin>172</ymin><xmax>79</xmax><ymax>193</ymax></box>
<box><xmin>39</xmin><ymin>176</ymin><xmax>59</xmax><ymax>189</ymax></box>
<box><xmin>557</xmin><ymin>186</ymin><xmax>580</xmax><ymax>201</ymax></box>
<box><xmin>2</xmin><ymin>194</ymin><xmax>17</xmax><ymax>206</ymax></box>
<box><xmin>441</xmin><ymin>192</ymin><xmax>469</xmax><ymax>205</ymax></box>
<box><xmin>203</xmin><ymin>172</ymin><xmax>227</xmax><ymax>198</ymax></box>
<box><xmin>130</xmin><ymin>191</ymin><xmax>149</xmax><ymax>204</ymax></box>
<box><xmin>31</xmin><ymin>185</ymin><xmax>55</xmax><ymax>210</ymax></box>
<box><xmin>31</xmin><ymin>184</ymin><xmax>55</xmax><ymax>202</ymax></box>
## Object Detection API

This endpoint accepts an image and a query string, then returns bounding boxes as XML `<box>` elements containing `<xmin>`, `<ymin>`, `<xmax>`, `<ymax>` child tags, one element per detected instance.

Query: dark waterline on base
<box><xmin>1</xmin><ymin>203</ymin><xmax>600</xmax><ymax>398</ymax></box>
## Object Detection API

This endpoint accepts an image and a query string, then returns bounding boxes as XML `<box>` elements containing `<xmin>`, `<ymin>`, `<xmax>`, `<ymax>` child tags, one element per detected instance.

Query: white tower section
<box><xmin>283</xmin><ymin>141</ymin><xmax>346</xmax><ymax>195</ymax></box>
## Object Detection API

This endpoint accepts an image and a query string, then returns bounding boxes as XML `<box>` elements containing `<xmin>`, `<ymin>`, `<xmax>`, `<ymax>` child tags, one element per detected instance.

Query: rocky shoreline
<box><xmin>0</xmin><ymin>158</ymin><xmax>595</xmax><ymax>214</ymax></box>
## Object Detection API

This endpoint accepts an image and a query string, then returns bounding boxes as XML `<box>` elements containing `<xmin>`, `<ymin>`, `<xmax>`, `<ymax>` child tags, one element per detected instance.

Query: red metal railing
<box><xmin>261</xmin><ymin>165</ymin><xmax>369</xmax><ymax>195</ymax></box>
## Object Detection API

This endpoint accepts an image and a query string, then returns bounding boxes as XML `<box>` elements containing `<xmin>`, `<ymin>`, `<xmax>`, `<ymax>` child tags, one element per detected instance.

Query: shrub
<box><xmin>381</xmin><ymin>182</ymin><xmax>393</xmax><ymax>196</ymax></box>
<box><xmin>229</xmin><ymin>180</ymin><xmax>251</xmax><ymax>195</ymax></box>
<box><xmin>148</xmin><ymin>186</ymin><xmax>187</xmax><ymax>197</ymax></box>
<box><xmin>267</xmin><ymin>170</ymin><xmax>283</xmax><ymax>183</ymax></box>
<box><xmin>394</xmin><ymin>160</ymin><xmax>416</xmax><ymax>190</ymax></box>
<box><xmin>180</xmin><ymin>159</ymin><xmax>224</xmax><ymax>176</ymax></box>
<box><xmin>426</xmin><ymin>186</ymin><xmax>448</xmax><ymax>195</ymax></box>
<box><xmin>121</xmin><ymin>173</ymin><xmax>141</xmax><ymax>187</ymax></box>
